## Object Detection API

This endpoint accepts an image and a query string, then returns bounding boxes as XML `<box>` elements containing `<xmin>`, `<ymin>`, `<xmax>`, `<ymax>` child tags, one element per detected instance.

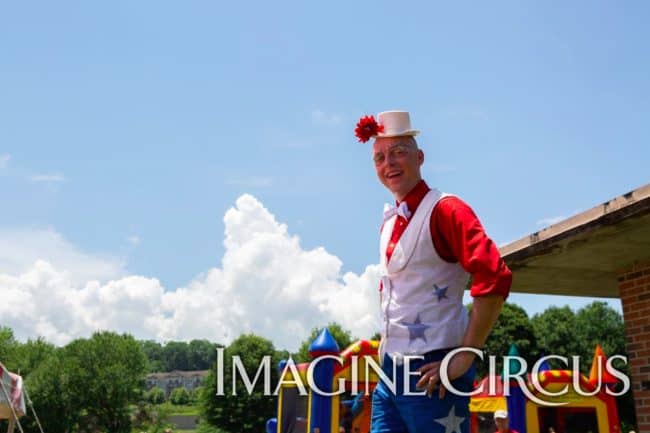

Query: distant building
<box><xmin>145</xmin><ymin>370</ymin><xmax>209</xmax><ymax>396</ymax></box>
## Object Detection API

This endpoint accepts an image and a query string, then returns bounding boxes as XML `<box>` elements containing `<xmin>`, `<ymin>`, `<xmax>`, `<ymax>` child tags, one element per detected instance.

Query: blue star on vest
<box><xmin>402</xmin><ymin>313</ymin><xmax>430</xmax><ymax>344</ymax></box>
<box><xmin>433</xmin><ymin>284</ymin><xmax>448</xmax><ymax>301</ymax></box>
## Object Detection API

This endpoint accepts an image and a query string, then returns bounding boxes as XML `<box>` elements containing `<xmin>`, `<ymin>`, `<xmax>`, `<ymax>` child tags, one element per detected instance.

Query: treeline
<box><xmin>0</xmin><ymin>301</ymin><xmax>637</xmax><ymax>433</ymax></box>
<box><xmin>137</xmin><ymin>301</ymin><xmax>629</xmax><ymax>376</ymax></box>
<box><xmin>0</xmin><ymin>330</ymin><xmax>147</xmax><ymax>433</ymax></box>
<box><xmin>139</xmin><ymin>339</ymin><xmax>223</xmax><ymax>372</ymax></box>
<box><xmin>480</xmin><ymin>301</ymin><xmax>627</xmax><ymax>376</ymax></box>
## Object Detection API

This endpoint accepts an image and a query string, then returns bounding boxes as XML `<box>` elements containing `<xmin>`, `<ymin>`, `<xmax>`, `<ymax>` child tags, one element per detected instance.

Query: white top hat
<box><xmin>376</xmin><ymin>111</ymin><xmax>419</xmax><ymax>138</ymax></box>
<box><xmin>494</xmin><ymin>410</ymin><xmax>508</xmax><ymax>420</ymax></box>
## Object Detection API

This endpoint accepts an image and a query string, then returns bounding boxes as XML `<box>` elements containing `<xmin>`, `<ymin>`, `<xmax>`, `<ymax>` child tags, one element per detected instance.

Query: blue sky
<box><xmin>1</xmin><ymin>2</ymin><xmax>648</xmax><ymax>347</ymax></box>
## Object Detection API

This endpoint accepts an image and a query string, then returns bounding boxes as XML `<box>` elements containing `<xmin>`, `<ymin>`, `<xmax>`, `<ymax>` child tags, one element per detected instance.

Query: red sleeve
<box><xmin>430</xmin><ymin>196</ymin><xmax>512</xmax><ymax>299</ymax></box>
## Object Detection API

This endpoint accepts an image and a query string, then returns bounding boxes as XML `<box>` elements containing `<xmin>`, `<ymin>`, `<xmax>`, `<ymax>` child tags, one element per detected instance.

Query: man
<box><xmin>494</xmin><ymin>410</ymin><xmax>519</xmax><ymax>433</ymax></box>
<box><xmin>354</xmin><ymin>111</ymin><xmax>512</xmax><ymax>433</ymax></box>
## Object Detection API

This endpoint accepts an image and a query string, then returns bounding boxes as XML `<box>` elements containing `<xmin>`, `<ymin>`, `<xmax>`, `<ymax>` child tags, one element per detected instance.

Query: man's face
<box><xmin>495</xmin><ymin>417</ymin><xmax>509</xmax><ymax>432</ymax></box>
<box><xmin>372</xmin><ymin>136</ymin><xmax>424</xmax><ymax>201</ymax></box>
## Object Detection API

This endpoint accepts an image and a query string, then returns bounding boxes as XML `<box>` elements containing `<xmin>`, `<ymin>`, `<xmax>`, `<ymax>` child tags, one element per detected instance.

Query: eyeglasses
<box><xmin>372</xmin><ymin>144</ymin><xmax>411</xmax><ymax>165</ymax></box>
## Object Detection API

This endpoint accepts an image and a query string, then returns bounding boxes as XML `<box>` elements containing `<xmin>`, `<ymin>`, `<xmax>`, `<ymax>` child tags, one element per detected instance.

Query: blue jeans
<box><xmin>370</xmin><ymin>350</ymin><xmax>475</xmax><ymax>433</ymax></box>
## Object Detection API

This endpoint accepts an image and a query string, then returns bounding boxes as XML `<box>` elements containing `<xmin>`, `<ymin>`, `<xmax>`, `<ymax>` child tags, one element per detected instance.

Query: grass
<box><xmin>159</xmin><ymin>402</ymin><xmax>201</xmax><ymax>416</ymax></box>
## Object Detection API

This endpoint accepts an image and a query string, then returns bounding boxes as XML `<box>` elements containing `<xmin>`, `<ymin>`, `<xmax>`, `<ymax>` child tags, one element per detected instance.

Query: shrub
<box><xmin>190</xmin><ymin>386</ymin><xmax>204</xmax><ymax>403</ymax></box>
<box><xmin>147</xmin><ymin>386</ymin><xmax>166</xmax><ymax>404</ymax></box>
<box><xmin>170</xmin><ymin>387</ymin><xmax>191</xmax><ymax>405</ymax></box>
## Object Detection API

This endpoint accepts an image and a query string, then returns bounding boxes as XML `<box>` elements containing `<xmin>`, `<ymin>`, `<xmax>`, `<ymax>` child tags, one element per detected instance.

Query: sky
<box><xmin>1</xmin><ymin>1</ymin><xmax>648</xmax><ymax>351</ymax></box>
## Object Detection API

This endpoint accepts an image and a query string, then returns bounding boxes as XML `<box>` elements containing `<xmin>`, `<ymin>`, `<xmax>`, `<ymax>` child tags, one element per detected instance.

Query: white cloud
<box><xmin>311</xmin><ymin>109</ymin><xmax>342</xmax><ymax>127</ymax></box>
<box><xmin>0</xmin><ymin>228</ymin><xmax>125</xmax><ymax>286</ymax></box>
<box><xmin>536</xmin><ymin>215</ymin><xmax>566</xmax><ymax>227</ymax></box>
<box><xmin>30</xmin><ymin>173</ymin><xmax>65</xmax><ymax>183</ymax></box>
<box><xmin>0</xmin><ymin>154</ymin><xmax>10</xmax><ymax>169</ymax></box>
<box><xmin>0</xmin><ymin>195</ymin><xmax>380</xmax><ymax>351</ymax></box>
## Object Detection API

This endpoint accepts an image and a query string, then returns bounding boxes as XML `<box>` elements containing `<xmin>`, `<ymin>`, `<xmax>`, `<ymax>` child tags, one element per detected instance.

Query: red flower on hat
<box><xmin>354</xmin><ymin>115</ymin><xmax>384</xmax><ymax>143</ymax></box>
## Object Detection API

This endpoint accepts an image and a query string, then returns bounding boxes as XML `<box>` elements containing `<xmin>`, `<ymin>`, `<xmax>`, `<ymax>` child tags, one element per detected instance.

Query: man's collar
<box><xmin>396</xmin><ymin>180</ymin><xmax>430</xmax><ymax>217</ymax></box>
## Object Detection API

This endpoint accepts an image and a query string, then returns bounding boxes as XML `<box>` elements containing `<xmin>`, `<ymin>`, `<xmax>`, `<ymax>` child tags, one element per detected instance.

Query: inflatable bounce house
<box><xmin>269</xmin><ymin>329</ymin><xmax>621</xmax><ymax>433</ymax></box>
<box><xmin>470</xmin><ymin>344</ymin><xmax>620</xmax><ymax>433</ymax></box>
<box><xmin>268</xmin><ymin>329</ymin><xmax>378</xmax><ymax>433</ymax></box>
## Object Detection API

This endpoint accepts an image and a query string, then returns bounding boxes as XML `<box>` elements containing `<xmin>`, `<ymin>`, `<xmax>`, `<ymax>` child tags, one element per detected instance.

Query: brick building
<box><xmin>500</xmin><ymin>183</ymin><xmax>650</xmax><ymax>431</ymax></box>
<box><xmin>145</xmin><ymin>370</ymin><xmax>209</xmax><ymax>397</ymax></box>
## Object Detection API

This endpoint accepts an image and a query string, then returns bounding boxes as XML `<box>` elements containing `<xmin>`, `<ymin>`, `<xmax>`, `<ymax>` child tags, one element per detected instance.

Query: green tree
<box><xmin>191</xmin><ymin>385</ymin><xmax>204</xmax><ymax>403</ymax></box>
<box><xmin>294</xmin><ymin>322</ymin><xmax>355</xmax><ymax>362</ymax></box>
<box><xmin>63</xmin><ymin>331</ymin><xmax>147</xmax><ymax>433</ymax></box>
<box><xmin>141</xmin><ymin>340</ymin><xmax>166</xmax><ymax>372</ymax></box>
<box><xmin>170</xmin><ymin>386</ymin><xmax>191</xmax><ymax>405</ymax></box>
<box><xmin>12</xmin><ymin>337</ymin><xmax>56</xmax><ymax>377</ymax></box>
<box><xmin>476</xmin><ymin>303</ymin><xmax>538</xmax><ymax>377</ymax></box>
<box><xmin>142</xmin><ymin>339</ymin><xmax>221</xmax><ymax>372</ymax></box>
<box><xmin>0</xmin><ymin>326</ymin><xmax>18</xmax><ymax>369</ymax></box>
<box><xmin>188</xmin><ymin>339</ymin><xmax>219</xmax><ymax>370</ymax></box>
<box><xmin>147</xmin><ymin>386</ymin><xmax>166</xmax><ymax>404</ymax></box>
<box><xmin>163</xmin><ymin>341</ymin><xmax>190</xmax><ymax>371</ymax></box>
<box><xmin>575</xmin><ymin>302</ymin><xmax>634</xmax><ymax>428</ymax></box>
<box><xmin>202</xmin><ymin>334</ymin><xmax>279</xmax><ymax>433</ymax></box>
<box><xmin>575</xmin><ymin>301</ymin><xmax>626</xmax><ymax>366</ymax></box>
<box><xmin>530</xmin><ymin>302</ymin><xmax>627</xmax><ymax>372</ymax></box>
<box><xmin>274</xmin><ymin>349</ymin><xmax>291</xmax><ymax>364</ymax></box>
<box><xmin>531</xmin><ymin>305</ymin><xmax>581</xmax><ymax>369</ymax></box>
<box><xmin>23</xmin><ymin>350</ymin><xmax>78</xmax><ymax>433</ymax></box>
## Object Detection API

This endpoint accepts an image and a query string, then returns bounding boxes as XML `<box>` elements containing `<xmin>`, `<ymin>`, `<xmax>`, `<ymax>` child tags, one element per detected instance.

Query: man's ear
<box><xmin>417</xmin><ymin>149</ymin><xmax>425</xmax><ymax>165</ymax></box>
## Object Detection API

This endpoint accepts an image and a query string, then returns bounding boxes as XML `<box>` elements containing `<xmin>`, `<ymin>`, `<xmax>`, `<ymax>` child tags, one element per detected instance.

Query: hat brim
<box><xmin>375</xmin><ymin>129</ymin><xmax>420</xmax><ymax>138</ymax></box>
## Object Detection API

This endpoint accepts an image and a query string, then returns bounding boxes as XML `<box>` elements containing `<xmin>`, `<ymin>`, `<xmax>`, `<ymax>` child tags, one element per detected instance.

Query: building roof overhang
<box><xmin>499</xmin><ymin>183</ymin><xmax>650</xmax><ymax>298</ymax></box>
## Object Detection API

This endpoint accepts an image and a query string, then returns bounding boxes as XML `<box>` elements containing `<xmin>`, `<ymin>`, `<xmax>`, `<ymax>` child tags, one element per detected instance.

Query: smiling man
<box><xmin>355</xmin><ymin>111</ymin><xmax>512</xmax><ymax>433</ymax></box>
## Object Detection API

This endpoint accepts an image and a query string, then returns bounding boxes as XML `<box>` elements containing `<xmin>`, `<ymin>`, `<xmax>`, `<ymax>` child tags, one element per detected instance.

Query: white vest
<box><xmin>379</xmin><ymin>189</ymin><xmax>470</xmax><ymax>360</ymax></box>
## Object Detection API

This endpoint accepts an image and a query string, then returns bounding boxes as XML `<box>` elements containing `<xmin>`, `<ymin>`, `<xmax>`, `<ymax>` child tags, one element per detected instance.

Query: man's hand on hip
<box><xmin>415</xmin><ymin>350</ymin><xmax>475</xmax><ymax>399</ymax></box>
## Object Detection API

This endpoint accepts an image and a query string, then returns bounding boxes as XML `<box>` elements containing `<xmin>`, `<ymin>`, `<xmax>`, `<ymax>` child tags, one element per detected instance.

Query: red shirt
<box><xmin>383</xmin><ymin>180</ymin><xmax>511</xmax><ymax>299</ymax></box>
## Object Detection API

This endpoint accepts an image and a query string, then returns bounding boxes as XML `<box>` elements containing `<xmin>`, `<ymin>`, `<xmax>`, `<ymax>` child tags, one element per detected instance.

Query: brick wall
<box><xmin>618</xmin><ymin>260</ymin><xmax>650</xmax><ymax>432</ymax></box>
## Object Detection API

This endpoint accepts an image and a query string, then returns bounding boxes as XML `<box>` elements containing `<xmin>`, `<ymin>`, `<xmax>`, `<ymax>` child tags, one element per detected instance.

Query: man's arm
<box><xmin>417</xmin><ymin>196</ymin><xmax>511</xmax><ymax>396</ymax></box>
<box><xmin>462</xmin><ymin>294</ymin><xmax>504</xmax><ymax>349</ymax></box>
<box><xmin>430</xmin><ymin>196</ymin><xmax>512</xmax><ymax>299</ymax></box>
